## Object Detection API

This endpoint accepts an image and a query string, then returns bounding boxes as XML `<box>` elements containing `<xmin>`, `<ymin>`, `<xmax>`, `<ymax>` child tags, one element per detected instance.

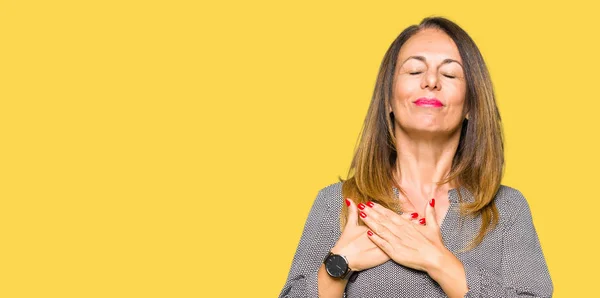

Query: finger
<box><xmin>366</xmin><ymin>229</ymin><xmax>394</xmax><ymax>255</ymax></box>
<box><xmin>359</xmin><ymin>209</ymin><xmax>396</xmax><ymax>240</ymax></box>
<box><xmin>403</xmin><ymin>211</ymin><xmax>420</xmax><ymax>221</ymax></box>
<box><xmin>424</xmin><ymin>198</ymin><xmax>439</xmax><ymax>229</ymax></box>
<box><xmin>385</xmin><ymin>205</ymin><xmax>420</xmax><ymax>222</ymax></box>
<box><xmin>366</xmin><ymin>201</ymin><xmax>409</xmax><ymax>226</ymax></box>
<box><xmin>345</xmin><ymin>198</ymin><xmax>359</xmax><ymax>227</ymax></box>
<box><xmin>366</xmin><ymin>229</ymin><xmax>413</xmax><ymax>258</ymax></box>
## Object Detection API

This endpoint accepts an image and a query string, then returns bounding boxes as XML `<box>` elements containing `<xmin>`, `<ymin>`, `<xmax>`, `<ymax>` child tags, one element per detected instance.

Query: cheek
<box><xmin>443</xmin><ymin>86</ymin><xmax>467</xmax><ymax>125</ymax></box>
<box><xmin>444</xmin><ymin>83</ymin><xmax>467</xmax><ymax>106</ymax></box>
<box><xmin>393</xmin><ymin>78</ymin><xmax>419</xmax><ymax>103</ymax></box>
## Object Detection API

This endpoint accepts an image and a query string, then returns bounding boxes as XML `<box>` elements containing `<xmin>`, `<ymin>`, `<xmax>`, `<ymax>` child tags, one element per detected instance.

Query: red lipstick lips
<box><xmin>414</xmin><ymin>97</ymin><xmax>443</xmax><ymax>107</ymax></box>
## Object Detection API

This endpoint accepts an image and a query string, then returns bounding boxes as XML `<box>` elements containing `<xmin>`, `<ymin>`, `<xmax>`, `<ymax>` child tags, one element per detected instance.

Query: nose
<box><xmin>420</xmin><ymin>69</ymin><xmax>441</xmax><ymax>91</ymax></box>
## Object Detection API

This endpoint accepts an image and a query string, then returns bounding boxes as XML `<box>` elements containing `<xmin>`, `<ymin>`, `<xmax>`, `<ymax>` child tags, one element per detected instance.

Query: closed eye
<box><xmin>443</xmin><ymin>74</ymin><xmax>456</xmax><ymax>79</ymax></box>
<box><xmin>409</xmin><ymin>71</ymin><xmax>422</xmax><ymax>75</ymax></box>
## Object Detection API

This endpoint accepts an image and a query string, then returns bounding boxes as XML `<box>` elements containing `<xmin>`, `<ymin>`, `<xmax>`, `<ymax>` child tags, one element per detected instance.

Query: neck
<box><xmin>393</xmin><ymin>127</ymin><xmax>461</xmax><ymax>202</ymax></box>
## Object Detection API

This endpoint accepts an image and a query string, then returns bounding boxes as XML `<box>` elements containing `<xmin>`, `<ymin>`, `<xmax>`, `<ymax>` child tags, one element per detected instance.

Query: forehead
<box><xmin>397</xmin><ymin>28</ymin><xmax>462</xmax><ymax>64</ymax></box>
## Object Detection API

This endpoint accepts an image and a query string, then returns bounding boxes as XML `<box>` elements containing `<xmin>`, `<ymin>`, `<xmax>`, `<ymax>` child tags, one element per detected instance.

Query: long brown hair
<box><xmin>339</xmin><ymin>16</ymin><xmax>504</xmax><ymax>250</ymax></box>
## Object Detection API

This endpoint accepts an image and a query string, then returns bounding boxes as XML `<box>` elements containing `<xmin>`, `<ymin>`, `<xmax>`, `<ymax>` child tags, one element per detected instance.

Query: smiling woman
<box><xmin>279</xmin><ymin>17</ymin><xmax>553</xmax><ymax>298</ymax></box>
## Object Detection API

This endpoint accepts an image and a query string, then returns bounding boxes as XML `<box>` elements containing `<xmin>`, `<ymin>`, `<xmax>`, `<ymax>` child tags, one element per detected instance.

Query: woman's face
<box><xmin>391</xmin><ymin>28</ymin><xmax>467</xmax><ymax>137</ymax></box>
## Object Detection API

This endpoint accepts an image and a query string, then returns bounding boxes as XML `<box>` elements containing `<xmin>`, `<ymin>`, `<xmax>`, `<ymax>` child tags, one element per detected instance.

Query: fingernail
<box><xmin>419</xmin><ymin>218</ymin><xmax>426</xmax><ymax>225</ymax></box>
<box><xmin>345</xmin><ymin>198</ymin><xmax>351</xmax><ymax>206</ymax></box>
<box><xmin>429</xmin><ymin>198</ymin><xmax>435</xmax><ymax>207</ymax></box>
<box><xmin>367</xmin><ymin>230</ymin><xmax>373</xmax><ymax>236</ymax></box>
<box><xmin>358</xmin><ymin>203</ymin><xmax>366</xmax><ymax>210</ymax></box>
<box><xmin>366</xmin><ymin>201</ymin><xmax>375</xmax><ymax>208</ymax></box>
<box><xmin>359</xmin><ymin>211</ymin><xmax>367</xmax><ymax>218</ymax></box>
<box><xmin>411</xmin><ymin>212</ymin><xmax>418</xmax><ymax>219</ymax></box>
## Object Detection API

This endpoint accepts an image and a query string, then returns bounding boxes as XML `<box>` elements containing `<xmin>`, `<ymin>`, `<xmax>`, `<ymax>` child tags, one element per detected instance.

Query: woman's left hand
<box><xmin>357</xmin><ymin>198</ymin><xmax>451</xmax><ymax>273</ymax></box>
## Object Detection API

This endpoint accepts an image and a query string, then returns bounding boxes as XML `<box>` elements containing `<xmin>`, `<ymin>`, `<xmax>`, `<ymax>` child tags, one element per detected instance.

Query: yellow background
<box><xmin>1</xmin><ymin>0</ymin><xmax>597</xmax><ymax>297</ymax></box>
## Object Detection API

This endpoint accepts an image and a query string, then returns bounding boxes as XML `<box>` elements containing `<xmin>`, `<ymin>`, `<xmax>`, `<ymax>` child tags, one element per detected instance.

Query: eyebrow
<box><xmin>400</xmin><ymin>55</ymin><xmax>464</xmax><ymax>69</ymax></box>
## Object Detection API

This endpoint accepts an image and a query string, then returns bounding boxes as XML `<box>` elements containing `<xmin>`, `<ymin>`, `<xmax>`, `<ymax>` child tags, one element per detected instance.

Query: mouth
<box><xmin>413</xmin><ymin>97</ymin><xmax>444</xmax><ymax>108</ymax></box>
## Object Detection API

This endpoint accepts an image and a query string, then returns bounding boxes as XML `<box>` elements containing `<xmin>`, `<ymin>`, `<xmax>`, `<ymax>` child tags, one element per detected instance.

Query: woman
<box><xmin>279</xmin><ymin>17</ymin><xmax>553</xmax><ymax>298</ymax></box>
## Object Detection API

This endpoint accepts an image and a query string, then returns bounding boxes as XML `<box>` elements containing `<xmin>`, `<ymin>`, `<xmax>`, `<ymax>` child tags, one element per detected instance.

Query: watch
<box><xmin>323</xmin><ymin>251</ymin><xmax>354</xmax><ymax>279</ymax></box>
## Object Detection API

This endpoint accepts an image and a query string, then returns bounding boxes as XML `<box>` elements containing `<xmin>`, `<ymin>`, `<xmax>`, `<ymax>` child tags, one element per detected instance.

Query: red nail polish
<box><xmin>429</xmin><ymin>198</ymin><xmax>435</xmax><ymax>207</ymax></box>
<box><xmin>345</xmin><ymin>198</ymin><xmax>350</xmax><ymax>206</ymax></box>
<box><xmin>366</xmin><ymin>201</ymin><xmax>375</xmax><ymax>208</ymax></box>
<box><xmin>358</xmin><ymin>203</ymin><xmax>366</xmax><ymax>210</ymax></box>
<box><xmin>419</xmin><ymin>218</ymin><xmax>426</xmax><ymax>225</ymax></box>
<box><xmin>359</xmin><ymin>211</ymin><xmax>367</xmax><ymax>218</ymax></box>
<box><xmin>367</xmin><ymin>230</ymin><xmax>373</xmax><ymax>236</ymax></box>
<box><xmin>411</xmin><ymin>212</ymin><xmax>418</xmax><ymax>219</ymax></box>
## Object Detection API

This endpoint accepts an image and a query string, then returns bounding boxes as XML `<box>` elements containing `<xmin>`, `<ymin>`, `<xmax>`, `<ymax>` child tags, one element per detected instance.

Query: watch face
<box><xmin>325</xmin><ymin>254</ymin><xmax>348</xmax><ymax>278</ymax></box>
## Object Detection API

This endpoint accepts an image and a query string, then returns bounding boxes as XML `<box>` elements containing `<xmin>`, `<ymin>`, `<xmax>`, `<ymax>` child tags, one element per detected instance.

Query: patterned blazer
<box><xmin>279</xmin><ymin>182</ymin><xmax>553</xmax><ymax>297</ymax></box>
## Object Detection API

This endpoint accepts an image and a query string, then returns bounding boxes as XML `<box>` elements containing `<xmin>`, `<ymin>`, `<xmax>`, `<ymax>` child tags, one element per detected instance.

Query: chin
<box><xmin>408</xmin><ymin>119</ymin><xmax>439</xmax><ymax>130</ymax></box>
<box><xmin>398</xmin><ymin>124</ymin><xmax>441</xmax><ymax>135</ymax></box>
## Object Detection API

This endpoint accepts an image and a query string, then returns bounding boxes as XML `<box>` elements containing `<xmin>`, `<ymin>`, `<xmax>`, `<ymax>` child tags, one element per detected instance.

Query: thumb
<box><xmin>345</xmin><ymin>198</ymin><xmax>359</xmax><ymax>227</ymax></box>
<box><xmin>425</xmin><ymin>198</ymin><xmax>440</xmax><ymax>230</ymax></box>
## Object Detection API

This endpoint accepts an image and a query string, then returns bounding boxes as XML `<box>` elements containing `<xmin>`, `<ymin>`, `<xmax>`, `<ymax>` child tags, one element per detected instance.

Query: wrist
<box><xmin>330</xmin><ymin>246</ymin><xmax>358</xmax><ymax>272</ymax></box>
<box><xmin>426</xmin><ymin>248</ymin><xmax>458</xmax><ymax>280</ymax></box>
<box><xmin>318</xmin><ymin>264</ymin><xmax>349</xmax><ymax>297</ymax></box>
<box><xmin>426</xmin><ymin>248</ymin><xmax>469</xmax><ymax>297</ymax></box>
<box><xmin>323</xmin><ymin>250</ymin><xmax>355</xmax><ymax>280</ymax></box>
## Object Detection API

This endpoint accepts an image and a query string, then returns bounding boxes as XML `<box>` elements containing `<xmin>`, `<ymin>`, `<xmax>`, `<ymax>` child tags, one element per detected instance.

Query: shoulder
<box><xmin>317</xmin><ymin>181</ymin><xmax>343</xmax><ymax>196</ymax></box>
<box><xmin>493</xmin><ymin>185</ymin><xmax>534</xmax><ymax>225</ymax></box>
<box><xmin>315</xmin><ymin>181</ymin><xmax>344</xmax><ymax>208</ymax></box>
<box><xmin>493</xmin><ymin>185</ymin><xmax>530</xmax><ymax>211</ymax></box>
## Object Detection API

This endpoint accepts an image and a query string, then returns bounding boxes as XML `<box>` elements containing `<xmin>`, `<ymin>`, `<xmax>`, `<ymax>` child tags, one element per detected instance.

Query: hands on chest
<box><xmin>331</xmin><ymin>197</ymin><xmax>451</xmax><ymax>274</ymax></box>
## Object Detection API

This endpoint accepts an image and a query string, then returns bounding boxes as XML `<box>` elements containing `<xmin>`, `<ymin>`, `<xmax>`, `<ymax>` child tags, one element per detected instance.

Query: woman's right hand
<box><xmin>330</xmin><ymin>198</ymin><xmax>390</xmax><ymax>272</ymax></box>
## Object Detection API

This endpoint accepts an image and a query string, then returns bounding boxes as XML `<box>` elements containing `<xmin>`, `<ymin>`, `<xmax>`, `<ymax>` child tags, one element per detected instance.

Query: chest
<box><xmin>345</xmin><ymin>260</ymin><xmax>447</xmax><ymax>297</ymax></box>
<box><xmin>343</xmin><ymin>203</ymin><xmax>504</xmax><ymax>298</ymax></box>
